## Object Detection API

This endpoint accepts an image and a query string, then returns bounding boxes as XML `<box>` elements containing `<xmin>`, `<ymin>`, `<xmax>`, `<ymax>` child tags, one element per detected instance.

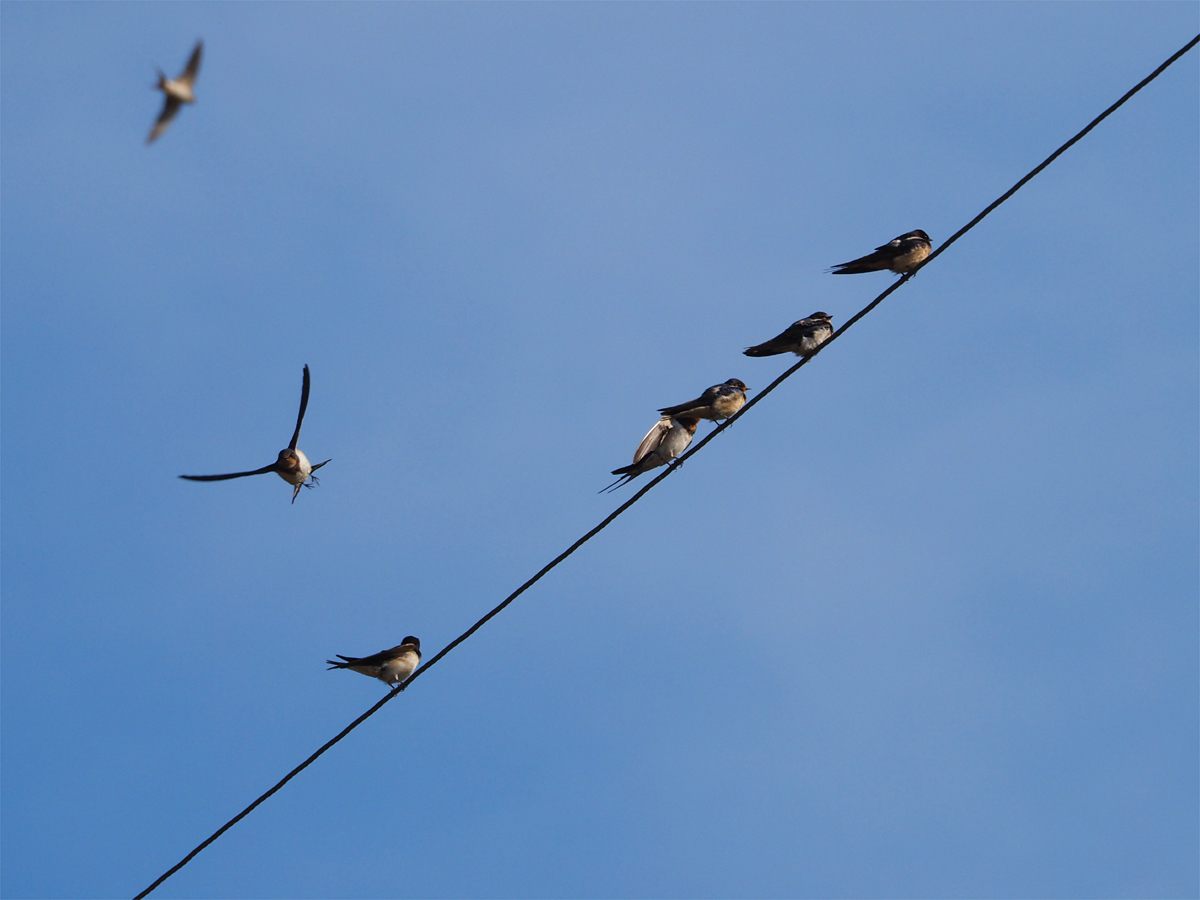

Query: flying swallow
<box><xmin>601</xmin><ymin>416</ymin><xmax>700</xmax><ymax>492</ymax></box>
<box><xmin>147</xmin><ymin>39</ymin><xmax>203</xmax><ymax>144</ymax></box>
<box><xmin>830</xmin><ymin>230</ymin><xmax>931</xmax><ymax>275</ymax></box>
<box><xmin>327</xmin><ymin>637</ymin><xmax>422</xmax><ymax>689</ymax></box>
<box><xmin>179</xmin><ymin>364</ymin><xmax>331</xmax><ymax>503</ymax></box>
<box><xmin>658</xmin><ymin>379</ymin><xmax>749</xmax><ymax>422</ymax></box>
<box><xmin>744</xmin><ymin>311</ymin><xmax>834</xmax><ymax>358</ymax></box>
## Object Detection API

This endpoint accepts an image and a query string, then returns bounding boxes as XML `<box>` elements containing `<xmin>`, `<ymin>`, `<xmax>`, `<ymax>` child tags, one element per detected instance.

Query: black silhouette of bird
<box><xmin>830</xmin><ymin>230</ymin><xmax>931</xmax><ymax>275</ymax></box>
<box><xmin>179</xmin><ymin>365</ymin><xmax>330</xmax><ymax>503</ymax></box>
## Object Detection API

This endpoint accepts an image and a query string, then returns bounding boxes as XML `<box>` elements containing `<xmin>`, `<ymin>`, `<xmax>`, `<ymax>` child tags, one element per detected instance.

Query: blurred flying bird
<box><xmin>601</xmin><ymin>416</ymin><xmax>700</xmax><ymax>492</ymax></box>
<box><xmin>327</xmin><ymin>637</ymin><xmax>422</xmax><ymax>689</ymax></box>
<box><xmin>147</xmin><ymin>40</ymin><xmax>203</xmax><ymax>144</ymax></box>
<box><xmin>830</xmin><ymin>230</ymin><xmax>931</xmax><ymax>275</ymax></box>
<box><xmin>659</xmin><ymin>379</ymin><xmax>748</xmax><ymax>422</ymax></box>
<box><xmin>179</xmin><ymin>364</ymin><xmax>330</xmax><ymax>503</ymax></box>
<box><xmin>744</xmin><ymin>312</ymin><xmax>834</xmax><ymax>358</ymax></box>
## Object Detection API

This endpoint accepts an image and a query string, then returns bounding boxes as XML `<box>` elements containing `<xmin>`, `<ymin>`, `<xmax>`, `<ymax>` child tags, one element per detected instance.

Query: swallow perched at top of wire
<box><xmin>659</xmin><ymin>379</ymin><xmax>749</xmax><ymax>422</ymax></box>
<box><xmin>179</xmin><ymin>364</ymin><xmax>331</xmax><ymax>503</ymax></box>
<box><xmin>744</xmin><ymin>311</ymin><xmax>834</xmax><ymax>358</ymax></box>
<box><xmin>601</xmin><ymin>416</ymin><xmax>700</xmax><ymax>493</ymax></box>
<box><xmin>327</xmin><ymin>637</ymin><xmax>421</xmax><ymax>689</ymax></box>
<box><xmin>147</xmin><ymin>39</ymin><xmax>203</xmax><ymax>144</ymax></box>
<box><xmin>830</xmin><ymin>230</ymin><xmax>931</xmax><ymax>275</ymax></box>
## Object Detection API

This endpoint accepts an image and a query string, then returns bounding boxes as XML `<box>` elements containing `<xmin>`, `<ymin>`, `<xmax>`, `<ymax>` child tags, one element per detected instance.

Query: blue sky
<box><xmin>2</xmin><ymin>4</ymin><xmax>1197</xmax><ymax>898</ymax></box>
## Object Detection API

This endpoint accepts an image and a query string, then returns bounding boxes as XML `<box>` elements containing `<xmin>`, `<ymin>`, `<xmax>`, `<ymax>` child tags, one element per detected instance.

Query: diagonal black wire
<box><xmin>133</xmin><ymin>32</ymin><xmax>1199</xmax><ymax>900</ymax></box>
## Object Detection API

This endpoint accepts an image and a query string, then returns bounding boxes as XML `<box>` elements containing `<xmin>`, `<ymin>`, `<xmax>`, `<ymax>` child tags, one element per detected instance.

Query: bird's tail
<box><xmin>743</xmin><ymin>344</ymin><xmax>784</xmax><ymax>357</ymax></box>
<box><xmin>599</xmin><ymin>472</ymin><xmax>635</xmax><ymax>493</ymax></box>
<box><xmin>326</xmin><ymin>657</ymin><xmax>352</xmax><ymax>670</ymax></box>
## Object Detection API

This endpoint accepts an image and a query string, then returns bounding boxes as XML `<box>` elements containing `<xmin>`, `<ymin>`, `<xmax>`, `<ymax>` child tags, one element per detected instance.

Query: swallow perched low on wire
<box><xmin>744</xmin><ymin>312</ymin><xmax>834</xmax><ymax>358</ymax></box>
<box><xmin>179</xmin><ymin>364</ymin><xmax>331</xmax><ymax>503</ymax></box>
<box><xmin>327</xmin><ymin>637</ymin><xmax>421</xmax><ymax>689</ymax></box>
<box><xmin>658</xmin><ymin>379</ymin><xmax>749</xmax><ymax>422</ymax></box>
<box><xmin>830</xmin><ymin>230</ymin><xmax>931</xmax><ymax>275</ymax></box>
<box><xmin>147</xmin><ymin>39</ymin><xmax>203</xmax><ymax>144</ymax></box>
<box><xmin>601</xmin><ymin>416</ymin><xmax>700</xmax><ymax>493</ymax></box>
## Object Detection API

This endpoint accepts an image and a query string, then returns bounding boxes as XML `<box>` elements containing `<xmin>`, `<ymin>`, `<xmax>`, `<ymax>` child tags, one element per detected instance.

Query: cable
<box><xmin>133</xmin><ymin>32</ymin><xmax>1199</xmax><ymax>900</ymax></box>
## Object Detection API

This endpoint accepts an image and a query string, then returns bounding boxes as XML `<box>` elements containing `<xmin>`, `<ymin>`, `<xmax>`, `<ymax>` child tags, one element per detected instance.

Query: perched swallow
<box><xmin>601</xmin><ymin>416</ymin><xmax>700</xmax><ymax>492</ymax></box>
<box><xmin>744</xmin><ymin>311</ymin><xmax>834</xmax><ymax>358</ymax></box>
<box><xmin>659</xmin><ymin>379</ymin><xmax>749</xmax><ymax>422</ymax></box>
<box><xmin>147</xmin><ymin>40</ymin><xmax>203</xmax><ymax>144</ymax></box>
<box><xmin>327</xmin><ymin>637</ymin><xmax>422</xmax><ymax>689</ymax></box>
<box><xmin>179</xmin><ymin>364</ymin><xmax>331</xmax><ymax>503</ymax></box>
<box><xmin>830</xmin><ymin>230</ymin><xmax>931</xmax><ymax>275</ymax></box>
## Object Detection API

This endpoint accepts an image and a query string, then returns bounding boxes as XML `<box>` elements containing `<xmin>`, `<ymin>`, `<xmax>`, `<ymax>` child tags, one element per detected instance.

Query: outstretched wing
<box><xmin>179</xmin><ymin>40</ymin><xmax>203</xmax><ymax>85</ymax></box>
<box><xmin>289</xmin><ymin>365</ymin><xmax>311</xmax><ymax>450</ymax></box>
<box><xmin>147</xmin><ymin>95</ymin><xmax>182</xmax><ymax>144</ymax></box>
<box><xmin>179</xmin><ymin>463</ymin><xmax>277</xmax><ymax>482</ymax></box>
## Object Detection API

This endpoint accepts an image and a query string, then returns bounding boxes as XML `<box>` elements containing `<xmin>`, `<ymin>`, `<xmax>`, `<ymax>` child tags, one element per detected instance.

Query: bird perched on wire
<box><xmin>830</xmin><ymin>230</ymin><xmax>931</xmax><ymax>275</ymax></box>
<box><xmin>659</xmin><ymin>379</ymin><xmax>749</xmax><ymax>422</ymax></box>
<box><xmin>601</xmin><ymin>416</ymin><xmax>700</xmax><ymax>493</ymax></box>
<box><xmin>179</xmin><ymin>364</ymin><xmax>331</xmax><ymax>503</ymax></box>
<box><xmin>744</xmin><ymin>312</ymin><xmax>834</xmax><ymax>358</ymax></box>
<box><xmin>147</xmin><ymin>39</ymin><xmax>203</xmax><ymax>144</ymax></box>
<box><xmin>327</xmin><ymin>637</ymin><xmax>422</xmax><ymax>689</ymax></box>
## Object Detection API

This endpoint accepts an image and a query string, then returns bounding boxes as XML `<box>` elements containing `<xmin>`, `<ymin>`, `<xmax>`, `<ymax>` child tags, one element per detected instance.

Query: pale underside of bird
<box><xmin>179</xmin><ymin>364</ymin><xmax>330</xmax><ymax>503</ymax></box>
<box><xmin>830</xmin><ymin>229</ymin><xmax>932</xmax><ymax>275</ymax></box>
<box><xmin>327</xmin><ymin>637</ymin><xmax>422</xmax><ymax>689</ymax></box>
<box><xmin>658</xmin><ymin>379</ymin><xmax>749</xmax><ymax>422</ymax></box>
<box><xmin>602</xmin><ymin>415</ymin><xmax>700</xmax><ymax>492</ymax></box>
<box><xmin>744</xmin><ymin>312</ymin><xmax>834</xmax><ymax>358</ymax></box>
<box><xmin>147</xmin><ymin>39</ymin><xmax>203</xmax><ymax>144</ymax></box>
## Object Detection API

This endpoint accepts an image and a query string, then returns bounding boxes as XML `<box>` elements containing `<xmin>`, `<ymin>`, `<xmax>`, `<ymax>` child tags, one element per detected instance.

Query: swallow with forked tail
<box><xmin>601</xmin><ymin>416</ymin><xmax>699</xmax><ymax>492</ymax></box>
<box><xmin>147</xmin><ymin>40</ymin><xmax>203</xmax><ymax>144</ymax></box>
<box><xmin>327</xmin><ymin>637</ymin><xmax>422</xmax><ymax>689</ymax></box>
<box><xmin>659</xmin><ymin>379</ymin><xmax>748</xmax><ymax>422</ymax></box>
<box><xmin>744</xmin><ymin>311</ymin><xmax>833</xmax><ymax>358</ymax></box>
<box><xmin>830</xmin><ymin>230</ymin><xmax>931</xmax><ymax>275</ymax></box>
<box><xmin>180</xmin><ymin>364</ymin><xmax>330</xmax><ymax>503</ymax></box>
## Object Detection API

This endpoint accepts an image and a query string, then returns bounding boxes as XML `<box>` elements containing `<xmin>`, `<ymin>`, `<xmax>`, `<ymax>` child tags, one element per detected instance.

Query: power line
<box><xmin>133</xmin><ymin>32</ymin><xmax>1199</xmax><ymax>900</ymax></box>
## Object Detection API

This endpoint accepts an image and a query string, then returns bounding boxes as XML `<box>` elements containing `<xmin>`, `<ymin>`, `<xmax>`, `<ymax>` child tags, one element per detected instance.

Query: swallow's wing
<box><xmin>630</xmin><ymin>418</ymin><xmax>670</xmax><ymax>466</ymax></box>
<box><xmin>336</xmin><ymin>645</ymin><xmax>410</xmax><ymax>667</ymax></box>
<box><xmin>147</xmin><ymin>96</ymin><xmax>182</xmax><ymax>144</ymax></box>
<box><xmin>289</xmin><ymin>365</ymin><xmax>311</xmax><ymax>451</ymax></box>
<box><xmin>179</xmin><ymin>40</ymin><xmax>203</xmax><ymax>85</ymax></box>
<box><xmin>659</xmin><ymin>387</ymin><xmax>714</xmax><ymax>418</ymax></box>
<box><xmin>831</xmin><ymin>248</ymin><xmax>892</xmax><ymax>273</ymax></box>
<box><xmin>744</xmin><ymin>322</ymin><xmax>801</xmax><ymax>357</ymax></box>
<box><xmin>179</xmin><ymin>463</ymin><xmax>277</xmax><ymax>481</ymax></box>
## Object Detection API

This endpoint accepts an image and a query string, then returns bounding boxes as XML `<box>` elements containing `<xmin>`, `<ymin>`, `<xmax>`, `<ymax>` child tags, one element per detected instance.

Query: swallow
<box><xmin>147</xmin><ymin>39</ymin><xmax>203</xmax><ymax>144</ymax></box>
<box><xmin>327</xmin><ymin>637</ymin><xmax>422</xmax><ymax>689</ymax></box>
<box><xmin>179</xmin><ymin>364</ymin><xmax>331</xmax><ymax>503</ymax></box>
<box><xmin>601</xmin><ymin>416</ymin><xmax>700</xmax><ymax>492</ymax></box>
<box><xmin>744</xmin><ymin>311</ymin><xmax>834</xmax><ymax>358</ymax></box>
<box><xmin>830</xmin><ymin>230</ymin><xmax>931</xmax><ymax>275</ymax></box>
<box><xmin>658</xmin><ymin>379</ymin><xmax>748</xmax><ymax>422</ymax></box>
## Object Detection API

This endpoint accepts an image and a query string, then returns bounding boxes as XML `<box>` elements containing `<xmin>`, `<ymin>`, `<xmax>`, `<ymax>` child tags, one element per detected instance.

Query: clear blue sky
<box><xmin>3</xmin><ymin>4</ymin><xmax>1197</xmax><ymax>898</ymax></box>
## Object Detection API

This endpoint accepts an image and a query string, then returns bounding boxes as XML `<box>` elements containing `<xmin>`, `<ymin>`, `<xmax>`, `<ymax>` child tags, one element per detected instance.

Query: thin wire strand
<box><xmin>133</xmin><ymin>33</ymin><xmax>1199</xmax><ymax>900</ymax></box>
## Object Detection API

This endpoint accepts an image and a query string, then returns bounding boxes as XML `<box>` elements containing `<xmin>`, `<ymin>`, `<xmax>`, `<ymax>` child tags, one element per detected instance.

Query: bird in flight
<box><xmin>830</xmin><ymin>230</ymin><xmax>931</xmax><ymax>275</ymax></box>
<box><xmin>327</xmin><ymin>637</ymin><xmax>422</xmax><ymax>689</ymax></box>
<box><xmin>744</xmin><ymin>311</ymin><xmax>834</xmax><ymax>358</ymax></box>
<box><xmin>147</xmin><ymin>39</ymin><xmax>203</xmax><ymax>144</ymax></box>
<box><xmin>659</xmin><ymin>379</ymin><xmax>749</xmax><ymax>422</ymax></box>
<box><xmin>601</xmin><ymin>416</ymin><xmax>700</xmax><ymax>493</ymax></box>
<box><xmin>179</xmin><ymin>365</ymin><xmax>330</xmax><ymax>503</ymax></box>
